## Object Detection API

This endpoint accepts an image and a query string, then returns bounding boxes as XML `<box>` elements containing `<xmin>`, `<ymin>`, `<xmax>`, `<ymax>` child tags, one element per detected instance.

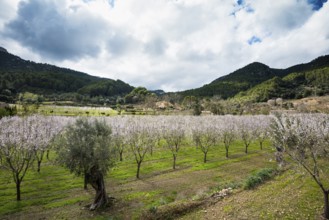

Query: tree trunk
<box><xmin>119</xmin><ymin>151</ymin><xmax>123</xmax><ymax>162</ymax></box>
<box><xmin>16</xmin><ymin>178</ymin><xmax>21</xmax><ymax>201</ymax></box>
<box><xmin>37</xmin><ymin>161</ymin><xmax>41</xmax><ymax>173</ymax></box>
<box><xmin>136</xmin><ymin>161</ymin><xmax>141</xmax><ymax>179</ymax></box>
<box><xmin>260</xmin><ymin>141</ymin><xmax>263</xmax><ymax>150</ymax></box>
<box><xmin>324</xmin><ymin>190</ymin><xmax>329</xmax><ymax>219</ymax></box>
<box><xmin>87</xmin><ymin>167</ymin><xmax>108</xmax><ymax>210</ymax></box>
<box><xmin>173</xmin><ymin>154</ymin><xmax>177</xmax><ymax>170</ymax></box>
<box><xmin>203</xmin><ymin>152</ymin><xmax>207</xmax><ymax>163</ymax></box>
<box><xmin>84</xmin><ymin>174</ymin><xmax>88</xmax><ymax>190</ymax></box>
<box><xmin>245</xmin><ymin>144</ymin><xmax>248</xmax><ymax>154</ymax></box>
<box><xmin>46</xmin><ymin>150</ymin><xmax>50</xmax><ymax>159</ymax></box>
<box><xmin>225</xmin><ymin>147</ymin><xmax>229</xmax><ymax>158</ymax></box>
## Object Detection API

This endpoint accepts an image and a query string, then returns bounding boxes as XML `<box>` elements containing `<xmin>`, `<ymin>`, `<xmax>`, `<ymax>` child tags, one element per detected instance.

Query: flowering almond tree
<box><xmin>271</xmin><ymin>113</ymin><xmax>329</xmax><ymax>219</ymax></box>
<box><xmin>0</xmin><ymin>116</ymin><xmax>36</xmax><ymax>201</ymax></box>
<box><xmin>126</xmin><ymin>118</ymin><xmax>157</xmax><ymax>179</ymax></box>
<box><xmin>191</xmin><ymin>117</ymin><xmax>218</xmax><ymax>163</ymax></box>
<box><xmin>162</xmin><ymin>117</ymin><xmax>187</xmax><ymax>169</ymax></box>
<box><xmin>31</xmin><ymin>116</ymin><xmax>67</xmax><ymax>172</ymax></box>
<box><xmin>109</xmin><ymin>117</ymin><xmax>130</xmax><ymax>162</ymax></box>
<box><xmin>219</xmin><ymin>116</ymin><xmax>237</xmax><ymax>158</ymax></box>
<box><xmin>253</xmin><ymin>115</ymin><xmax>271</xmax><ymax>150</ymax></box>
<box><xmin>237</xmin><ymin>116</ymin><xmax>255</xmax><ymax>154</ymax></box>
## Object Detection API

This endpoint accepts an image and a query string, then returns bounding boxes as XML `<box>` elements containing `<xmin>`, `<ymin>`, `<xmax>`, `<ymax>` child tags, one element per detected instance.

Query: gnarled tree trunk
<box><xmin>86</xmin><ymin>166</ymin><xmax>108</xmax><ymax>210</ymax></box>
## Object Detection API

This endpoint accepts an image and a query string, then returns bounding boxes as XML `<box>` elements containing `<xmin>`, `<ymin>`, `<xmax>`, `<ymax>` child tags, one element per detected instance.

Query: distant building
<box><xmin>156</xmin><ymin>101</ymin><xmax>173</xmax><ymax>110</ymax></box>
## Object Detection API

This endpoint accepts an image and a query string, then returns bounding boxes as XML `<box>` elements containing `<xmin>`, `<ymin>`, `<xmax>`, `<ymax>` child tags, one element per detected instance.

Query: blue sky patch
<box><xmin>245</xmin><ymin>6</ymin><xmax>254</xmax><ymax>13</ymax></box>
<box><xmin>307</xmin><ymin>0</ymin><xmax>328</xmax><ymax>10</ymax></box>
<box><xmin>248</xmin><ymin>36</ymin><xmax>262</xmax><ymax>45</ymax></box>
<box><xmin>237</xmin><ymin>0</ymin><xmax>244</xmax><ymax>6</ymax></box>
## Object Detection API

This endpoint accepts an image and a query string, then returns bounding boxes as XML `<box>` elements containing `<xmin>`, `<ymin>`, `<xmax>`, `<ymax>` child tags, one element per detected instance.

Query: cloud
<box><xmin>4</xmin><ymin>0</ymin><xmax>111</xmax><ymax>61</ymax></box>
<box><xmin>144</xmin><ymin>37</ymin><xmax>168</xmax><ymax>56</ymax></box>
<box><xmin>0</xmin><ymin>0</ymin><xmax>329</xmax><ymax>91</ymax></box>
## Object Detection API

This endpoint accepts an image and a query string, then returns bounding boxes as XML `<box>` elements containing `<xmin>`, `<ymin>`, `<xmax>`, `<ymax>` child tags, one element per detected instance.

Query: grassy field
<box><xmin>0</xmin><ymin>139</ymin><xmax>325</xmax><ymax>219</ymax></box>
<box><xmin>15</xmin><ymin>104</ymin><xmax>118</xmax><ymax>116</ymax></box>
<box><xmin>179</xmin><ymin>169</ymin><xmax>323</xmax><ymax>220</ymax></box>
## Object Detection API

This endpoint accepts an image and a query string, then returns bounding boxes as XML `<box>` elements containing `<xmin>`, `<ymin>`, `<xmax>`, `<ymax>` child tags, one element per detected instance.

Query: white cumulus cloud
<box><xmin>0</xmin><ymin>0</ymin><xmax>328</xmax><ymax>91</ymax></box>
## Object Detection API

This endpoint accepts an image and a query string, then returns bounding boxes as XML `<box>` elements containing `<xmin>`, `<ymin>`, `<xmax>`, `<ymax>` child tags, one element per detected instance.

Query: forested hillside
<box><xmin>0</xmin><ymin>47</ymin><xmax>133</xmax><ymax>102</ymax></box>
<box><xmin>235</xmin><ymin>66</ymin><xmax>329</xmax><ymax>102</ymax></box>
<box><xmin>180</xmin><ymin>55</ymin><xmax>329</xmax><ymax>100</ymax></box>
<box><xmin>1</xmin><ymin>46</ymin><xmax>329</xmax><ymax>104</ymax></box>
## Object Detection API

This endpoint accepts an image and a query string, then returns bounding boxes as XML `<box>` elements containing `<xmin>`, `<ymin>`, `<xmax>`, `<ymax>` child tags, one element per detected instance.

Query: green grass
<box><xmin>109</xmin><ymin>140</ymin><xmax>273</xmax><ymax>180</ymax></box>
<box><xmin>43</xmin><ymin>196</ymin><xmax>89</xmax><ymax>209</ymax></box>
<box><xmin>15</xmin><ymin>104</ymin><xmax>118</xmax><ymax>116</ymax></box>
<box><xmin>180</xmin><ymin>167</ymin><xmax>326</xmax><ymax>220</ymax></box>
<box><xmin>1</xmin><ymin>138</ymin><xmax>325</xmax><ymax>219</ymax></box>
<box><xmin>0</xmin><ymin>160</ymin><xmax>88</xmax><ymax>216</ymax></box>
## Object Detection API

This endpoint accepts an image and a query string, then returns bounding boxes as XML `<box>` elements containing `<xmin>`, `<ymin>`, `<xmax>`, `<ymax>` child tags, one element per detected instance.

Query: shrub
<box><xmin>244</xmin><ymin>168</ymin><xmax>275</xmax><ymax>189</ymax></box>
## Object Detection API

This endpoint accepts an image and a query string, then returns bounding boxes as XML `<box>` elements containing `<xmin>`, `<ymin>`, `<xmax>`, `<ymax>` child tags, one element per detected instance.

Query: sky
<box><xmin>0</xmin><ymin>0</ymin><xmax>329</xmax><ymax>92</ymax></box>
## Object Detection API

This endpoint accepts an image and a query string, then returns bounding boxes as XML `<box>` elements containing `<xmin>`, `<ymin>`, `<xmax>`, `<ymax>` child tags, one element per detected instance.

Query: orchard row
<box><xmin>1</xmin><ymin>114</ymin><xmax>329</xmax><ymax>214</ymax></box>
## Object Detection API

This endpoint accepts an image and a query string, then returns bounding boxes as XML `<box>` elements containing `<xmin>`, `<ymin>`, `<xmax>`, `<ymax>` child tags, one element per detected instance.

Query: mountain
<box><xmin>0</xmin><ymin>48</ymin><xmax>133</xmax><ymax>102</ymax></box>
<box><xmin>180</xmin><ymin>62</ymin><xmax>286</xmax><ymax>99</ymax></box>
<box><xmin>180</xmin><ymin>55</ymin><xmax>329</xmax><ymax>100</ymax></box>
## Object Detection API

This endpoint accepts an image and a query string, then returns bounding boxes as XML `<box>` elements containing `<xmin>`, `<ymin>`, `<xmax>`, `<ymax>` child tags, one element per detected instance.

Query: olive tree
<box><xmin>56</xmin><ymin>118</ymin><xmax>116</xmax><ymax>210</ymax></box>
<box><xmin>271</xmin><ymin>113</ymin><xmax>329</xmax><ymax>219</ymax></box>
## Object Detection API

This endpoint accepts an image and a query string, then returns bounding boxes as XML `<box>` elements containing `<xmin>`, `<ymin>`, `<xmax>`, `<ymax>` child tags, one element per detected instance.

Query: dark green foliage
<box><xmin>56</xmin><ymin>118</ymin><xmax>116</xmax><ymax>177</ymax></box>
<box><xmin>192</xmin><ymin>99</ymin><xmax>202</xmax><ymax>115</ymax></box>
<box><xmin>124</xmin><ymin>87</ymin><xmax>151</xmax><ymax>103</ymax></box>
<box><xmin>235</xmin><ymin>67</ymin><xmax>329</xmax><ymax>102</ymax></box>
<box><xmin>77</xmin><ymin>80</ymin><xmax>133</xmax><ymax>97</ymax></box>
<box><xmin>244</xmin><ymin>168</ymin><xmax>276</xmax><ymax>189</ymax></box>
<box><xmin>0</xmin><ymin>50</ymin><xmax>133</xmax><ymax>101</ymax></box>
<box><xmin>0</xmin><ymin>104</ymin><xmax>17</xmax><ymax>118</ymax></box>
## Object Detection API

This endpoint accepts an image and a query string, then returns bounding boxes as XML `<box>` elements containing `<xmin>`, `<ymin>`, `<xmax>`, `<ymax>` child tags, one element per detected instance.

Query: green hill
<box><xmin>180</xmin><ymin>55</ymin><xmax>329</xmax><ymax>100</ymax></box>
<box><xmin>1</xmin><ymin>46</ymin><xmax>329</xmax><ymax>104</ymax></box>
<box><xmin>0</xmin><ymin>47</ymin><xmax>133</xmax><ymax>102</ymax></box>
<box><xmin>235</xmin><ymin>66</ymin><xmax>329</xmax><ymax>102</ymax></box>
